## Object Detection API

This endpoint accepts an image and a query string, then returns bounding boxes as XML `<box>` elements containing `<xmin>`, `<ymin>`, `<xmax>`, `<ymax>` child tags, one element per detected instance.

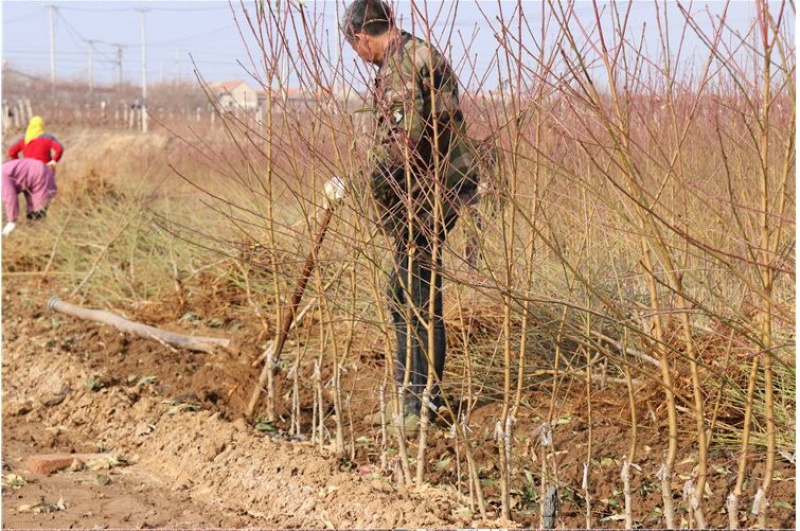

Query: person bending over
<box><xmin>7</xmin><ymin>116</ymin><xmax>65</xmax><ymax>173</ymax></box>
<box><xmin>2</xmin><ymin>158</ymin><xmax>58</xmax><ymax>235</ymax></box>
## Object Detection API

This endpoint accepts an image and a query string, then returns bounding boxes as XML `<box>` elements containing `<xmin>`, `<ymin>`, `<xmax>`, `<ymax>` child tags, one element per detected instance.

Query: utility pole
<box><xmin>48</xmin><ymin>5</ymin><xmax>56</xmax><ymax>94</ymax></box>
<box><xmin>139</xmin><ymin>9</ymin><xmax>148</xmax><ymax>133</ymax></box>
<box><xmin>277</xmin><ymin>1</ymin><xmax>288</xmax><ymax>103</ymax></box>
<box><xmin>113</xmin><ymin>44</ymin><xmax>123</xmax><ymax>88</ymax></box>
<box><xmin>174</xmin><ymin>48</ymin><xmax>180</xmax><ymax>84</ymax></box>
<box><xmin>86</xmin><ymin>40</ymin><xmax>96</xmax><ymax>94</ymax></box>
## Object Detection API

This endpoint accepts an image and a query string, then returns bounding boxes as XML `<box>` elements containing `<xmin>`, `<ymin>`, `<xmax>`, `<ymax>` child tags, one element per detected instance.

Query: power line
<box><xmin>58</xmin><ymin>4</ymin><xmax>232</xmax><ymax>13</ymax></box>
<box><xmin>55</xmin><ymin>10</ymin><xmax>126</xmax><ymax>58</ymax></box>
<box><xmin>147</xmin><ymin>25</ymin><xmax>237</xmax><ymax>48</ymax></box>
<box><xmin>5</xmin><ymin>48</ymin><xmax>238</xmax><ymax>62</ymax></box>
<box><xmin>8</xmin><ymin>57</ymin><xmax>98</xmax><ymax>66</ymax></box>
<box><xmin>56</xmin><ymin>10</ymin><xmax>88</xmax><ymax>53</ymax></box>
<box><xmin>5</xmin><ymin>50</ymin><xmax>91</xmax><ymax>56</ymax></box>
<box><xmin>140</xmin><ymin>5</ymin><xmax>233</xmax><ymax>12</ymax></box>
<box><xmin>4</xmin><ymin>9</ymin><xmax>39</xmax><ymax>24</ymax></box>
<box><xmin>87</xmin><ymin>44</ymin><xmax>119</xmax><ymax>63</ymax></box>
<box><xmin>51</xmin><ymin>9</ymin><xmax>235</xmax><ymax>49</ymax></box>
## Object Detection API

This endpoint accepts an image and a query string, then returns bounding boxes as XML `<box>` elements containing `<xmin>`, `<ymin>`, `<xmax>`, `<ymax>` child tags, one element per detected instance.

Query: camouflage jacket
<box><xmin>370</xmin><ymin>31</ymin><xmax>478</xmax><ymax>235</ymax></box>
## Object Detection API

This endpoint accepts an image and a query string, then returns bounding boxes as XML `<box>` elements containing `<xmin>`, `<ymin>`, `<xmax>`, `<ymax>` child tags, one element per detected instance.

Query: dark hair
<box><xmin>341</xmin><ymin>0</ymin><xmax>393</xmax><ymax>42</ymax></box>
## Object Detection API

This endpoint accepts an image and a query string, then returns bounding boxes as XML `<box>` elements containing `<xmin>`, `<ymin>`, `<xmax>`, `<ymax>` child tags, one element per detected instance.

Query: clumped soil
<box><xmin>2</xmin><ymin>275</ymin><xmax>795</xmax><ymax>529</ymax></box>
<box><xmin>3</xmin><ymin>281</ymin><xmax>474</xmax><ymax>528</ymax></box>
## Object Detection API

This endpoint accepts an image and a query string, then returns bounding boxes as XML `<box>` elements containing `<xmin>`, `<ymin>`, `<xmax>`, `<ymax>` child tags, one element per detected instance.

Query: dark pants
<box><xmin>388</xmin><ymin>214</ymin><xmax>457</xmax><ymax>415</ymax></box>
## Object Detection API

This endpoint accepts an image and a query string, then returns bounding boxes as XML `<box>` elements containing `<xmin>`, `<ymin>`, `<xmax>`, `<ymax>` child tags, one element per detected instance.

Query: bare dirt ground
<box><xmin>2</xmin><ymin>277</ymin><xmax>482</xmax><ymax>529</ymax></box>
<box><xmin>2</xmin><ymin>272</ymin><xmax>795</xmax><ymax>529</ymax></box>
<box><xmin>0</xmin><ymin>151</ymin><xmax>795</xmax><ymax>530</ymax></box>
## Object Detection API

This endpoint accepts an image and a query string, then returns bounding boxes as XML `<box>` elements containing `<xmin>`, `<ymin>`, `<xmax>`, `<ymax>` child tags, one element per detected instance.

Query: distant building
<box><xmin>210</xmin><ymin>80</ymin><xmax>259</xmax><ymax>110</ymax></box>
<box><xmin>256</xmin><ymin>85</ymin><xmax>336</xmax><ymax>106</ymax></box>
<box><xmin>209</xmin><ymin>80</ymin><xmax>357</xmax><ymax>112</ymax></box>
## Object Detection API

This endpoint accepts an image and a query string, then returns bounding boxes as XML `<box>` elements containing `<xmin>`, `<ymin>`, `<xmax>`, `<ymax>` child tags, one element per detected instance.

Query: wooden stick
<box><xmin>250</xmin><ymin>225</ymin><xmax>378</xmax><ymax>369</ymax></box>
<box><xmin>246</xmin><ymin>206</ymin><xmax>334</xmax><ymax>422</ymax></box>
<box><xmin>251</xmin><ymin>260</ymin><xmax>347</xmax><ymax>367</ymax></box>
<box><xmin>47</xmin><ymin>297</ymin><xmax>230</xmax><ymax>353</ymax></box>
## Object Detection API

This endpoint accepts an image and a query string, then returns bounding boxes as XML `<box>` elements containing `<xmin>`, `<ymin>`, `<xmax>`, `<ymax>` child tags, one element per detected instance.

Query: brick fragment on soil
<box><xmin>25</xmin><ymin>453</ymin><xmax>110</xmax><ymax>475</ymax></box>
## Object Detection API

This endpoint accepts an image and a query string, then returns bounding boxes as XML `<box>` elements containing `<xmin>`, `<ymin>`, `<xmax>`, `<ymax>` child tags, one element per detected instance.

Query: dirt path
<box><xmin>3</xmin><ymin>438</ymin><xmax>236</xmax><ymax>528</ymax></box>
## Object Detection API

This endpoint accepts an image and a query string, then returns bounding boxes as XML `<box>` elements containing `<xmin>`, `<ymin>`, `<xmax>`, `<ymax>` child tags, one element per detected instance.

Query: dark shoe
<box><xmin>27</xmin><ymin>209</ymin><xmax>47</xmax><ymax>221</ymax></box>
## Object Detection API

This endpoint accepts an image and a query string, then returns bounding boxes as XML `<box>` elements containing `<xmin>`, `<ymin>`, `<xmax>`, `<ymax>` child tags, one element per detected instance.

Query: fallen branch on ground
<box><xmin>47</xmin><ymin>297</ymin><xmax>230</xmax><ymax>353</ymax></box>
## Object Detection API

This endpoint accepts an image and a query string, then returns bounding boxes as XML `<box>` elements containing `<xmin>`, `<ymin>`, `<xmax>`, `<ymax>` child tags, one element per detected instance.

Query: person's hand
<box><xmin>322</xmin><ymin>176</ymin><xmax>346</xmax><ymax>209</ymax></box>
<box><xmin>2</xmin><ymin>222</ymin><xmax>16</xmax><ymax>236</ymax></box>
<box><xmin>47</xmin><ymin>160</ymin><xmax>57</xmax><ymax>171</ymax></box>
